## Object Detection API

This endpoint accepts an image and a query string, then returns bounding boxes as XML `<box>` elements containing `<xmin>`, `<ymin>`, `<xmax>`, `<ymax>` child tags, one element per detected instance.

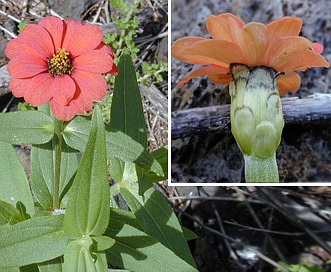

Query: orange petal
<box><xmin>48</xmin><ymin>75</ymin><xmax>76</xmax><ymax>105</ymax></box>
<box><xmin>266</xmin><ymin>36</ymin><xmax>313</xmax><ymax>70</ymax></box>
<box><xmin>233</xmin><ymin>22</ymin><xmax>267</xmax><ymax>66</ymax></box>
<box><xmin>7</xmin><ymin>56</ymin><xmax>48</xmax><ymax>78</ymax></box>
<box><xmin>174</xmin><ymin>39</ymin><xmax>245</xmax><ymax>67</ymax></box>
<box><xmin>267</xmin><ymin>17</ymin><xmax>302</xmax><ymax>41</ymax></box>
<box><xmin>63</xmin><ymin>24</ymin><xmax>103</xmax><ymax>56</ymax></box>
<box><xmin>71</xmin><ymin>69</ymin><xmax>107</xmax><ymax>100</ymax></box>
<box><xmin>11</xmin><ymin>73</ymin><xmax>54</xmax><ymax>105</ymax></box>
<box><xmin>73</xmin><ymin>50</ymin><xmax>114</xmax><ymax>73</ymax></box>
<box><xmin>177</xmin><ymin>65</ymin><xmax>229</xmax><ymax>87</ymax></box>
<box><xmin>208</xmin><ymin>74</ymin><xmax>233</xmax><ymax>85</ymax></box>
<box><xmin>206</xmin><ymin>13</ymin><xmax>245</xmax><ymax>41</ymax></box>
<box><xmin>276</xmin><ymin>71</ymin><xmax>301</xmax><ymax>95</ymax></box>
<box><xmin>172</xmin><ymin>37</ymin><xmax>206</xmax><ymax>57</ymax></box>
<box><xmin>38</xmin><ymin>16</ymin><xmax>64</xmax><ymax>50</ymax></box>
<box><xmin>279</xmin><ymin>50</ymin><xmax>330</xmax><ymax>72</ymax></box>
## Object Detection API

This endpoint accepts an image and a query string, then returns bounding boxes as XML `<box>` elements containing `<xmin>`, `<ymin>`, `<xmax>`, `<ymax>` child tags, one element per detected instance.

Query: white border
<box><xmin>167</xmin><ymin>3</ymin><xmax>330</xmax><ymax>187</ymax></box>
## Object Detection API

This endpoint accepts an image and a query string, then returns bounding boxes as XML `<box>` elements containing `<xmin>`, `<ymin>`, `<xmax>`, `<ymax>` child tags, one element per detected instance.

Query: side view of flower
<box><xmin>172</xmin><ymin>13</ymin><xmax>330</xmax><ymax>182</ymax></box>
<box><xmin>5</xmin><ymin>16</ymin><xmax>118</xmax><ymax>121</ymax></box>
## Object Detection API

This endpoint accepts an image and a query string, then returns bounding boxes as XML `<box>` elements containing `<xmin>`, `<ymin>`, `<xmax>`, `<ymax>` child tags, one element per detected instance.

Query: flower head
<box><xmin>172</xmin><ymin>13</ymin><xmax>329</xmax><ymax>95</ymax></box>
<box><xmin>5</xmin><ymin>16</ymin><xmax>118</xmax><ymax>120</ymax></box>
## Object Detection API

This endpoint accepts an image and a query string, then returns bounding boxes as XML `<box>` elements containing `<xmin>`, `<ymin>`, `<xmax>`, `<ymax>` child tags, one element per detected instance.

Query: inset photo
<box><xmin>170</xmin><ymin>0</ymin><xmax>331</xmax><ymax>184</ymax></box>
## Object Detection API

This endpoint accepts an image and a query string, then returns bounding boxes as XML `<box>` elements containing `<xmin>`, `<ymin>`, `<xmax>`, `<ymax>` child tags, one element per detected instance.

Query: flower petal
<box><xmin>7</xmin><ymin>56</ymin><xmax>48</xmax><ymax>78</ymax></box>
<box><xmin>174</xmin><ymin>39</ymin><xmax>245</xmax><ymax>67</ymax></box>
<box><xmin>276</xmin><ymin>71</ymin><xmax>301</xmax><ymax>95</ymax></box>
<box><xmin>18</xmin><ymin>24</ymin><xmax>55</xmax><ymax>58</ymax></box>
<box><xmin>71</xmin><ymin>69</ymin><xmax>107</xmax><ymax>100</ymax></box>
<box><xmin>38</xmin><ymin>16</ymin><xmax>64</xmax><ymax>50</ymax></box>
<box><xmin>266</xmin><ymin>36</ymin><xmax>313</xmax><ymax>69</ymax></box>
<box><xmin>267</xmin><ymin>17</ymin><xmax>302</xmax><ymax>40</ymax></box>
<box><xmin>49</xmin><ymin>87</ymin><xmax>92</xmax><ymax>121</ymax></box>
<box><xmin>63</xmin><ymin>23</ymin><xmax>103</xmax><ymax>56</ymax></box>
<box><xmin>48</xmin><ymin>75</ymin><xmax>76</xmax><ymax>105</ymax></box>
<box><xmin>73</xmin><ymin>50</ymin><xmax>114</xmax><ymax>73</ymax></box>
<box><xmin>172</xmin><ymin>37</ymin><xmax>207</xmax><ymax>57</ymax></box>
<box><xmin>206</xmin><ymin>13</ymin><xmax>245</xmax><ymax>41</ymax></box>
<box><xmin>61</xmin><ymin>19</ymin><xmax>84</xmax><ymax>51</ymax></box>
<box><xmin>177</xmin><ymin>65</ymin><xmax>229</xmax><ymax>87</ymax></box>
<box><xmin>5</xmin><ymin>38</ymin><xmax>45</xmax><ymax>60</ymax></box>
<box><xmin>279</xmin><ymin>50</ymin><xmax>330</xmax><ymax>72</ymax></box>
<box><xmin>233</xmin><ymin>22</ymin><xmax>268</xmax><ymax>66</ymax></box>
<box><xmin>10</xmin><ymin>73</ymin><xmax>55</xmax><ymax>105</ymax></box>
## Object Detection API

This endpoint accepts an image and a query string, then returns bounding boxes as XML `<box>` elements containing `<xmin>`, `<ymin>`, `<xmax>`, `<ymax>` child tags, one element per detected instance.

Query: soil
<box><xmin>171</xmin><ymin>0</ymin><xmax>331</xmax><ymax>183</ymax></box>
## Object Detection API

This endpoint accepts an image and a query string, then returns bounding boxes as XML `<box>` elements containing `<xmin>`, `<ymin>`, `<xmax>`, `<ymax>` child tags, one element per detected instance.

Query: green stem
<box><xmin>244</xmin><ymin>154</ymin><xmax>279</xmax><ymax>182</ymax></box>
<box><xmin>53</xmin><ymin>119</ymin><xmax>63</xmax><ymax>209</ymax></box>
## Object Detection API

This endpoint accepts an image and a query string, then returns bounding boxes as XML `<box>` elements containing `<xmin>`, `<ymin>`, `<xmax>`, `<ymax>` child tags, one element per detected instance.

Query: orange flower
<box><xmin>172</xmin><ymin>13</ymin><xmax>329</xmax><ymax>95</ymax></box>
<box><xmin>5</xmin><ymin>16</ymin><xmax>118</xmax><ymax>121</ymax></box>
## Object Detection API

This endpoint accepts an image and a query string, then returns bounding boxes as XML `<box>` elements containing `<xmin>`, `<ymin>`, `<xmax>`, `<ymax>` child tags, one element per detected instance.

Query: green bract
<box><xmin>229</xmin><ymin>64</ymin><xmax>284</xmax><ymax>182</ymax></box>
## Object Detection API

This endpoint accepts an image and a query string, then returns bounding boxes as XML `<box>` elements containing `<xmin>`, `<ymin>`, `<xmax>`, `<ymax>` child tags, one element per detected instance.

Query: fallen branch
<box><xmin>171</xmin><ymin>93</ymin><xmax>331</xmax><ymax>138</ymax></box>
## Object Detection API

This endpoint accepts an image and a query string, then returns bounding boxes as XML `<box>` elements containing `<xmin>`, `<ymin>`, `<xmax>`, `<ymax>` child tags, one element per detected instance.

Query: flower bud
<box><xmin>229</xmin><ymin>64</ymin><xmax>284</xmax><ymax>182</ymax></box>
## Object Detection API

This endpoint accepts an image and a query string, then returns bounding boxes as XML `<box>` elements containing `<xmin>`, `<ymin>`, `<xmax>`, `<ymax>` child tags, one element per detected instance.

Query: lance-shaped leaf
<box><xmin>0</xmin><ymin>201</ymin><xmax>24</xmax><ymax>225</ymax></box>
<box><xmin>0</xmin><ymin>141</ymin><xmax>34</xmax><ymax>216</ymax></box>
<box><xmin>0</xmin><ymin>111</ymin><xmax>54</xmax><ymax>144</ymax></box>
<box><xmin>63</xmin><ymin>236</ymin><xmax>108</xmax><ymax>272</ymax></box>
<box><xmin>0</xmin><ymin>215</ymin><xmax>68</xmax><ymax>268</ymax></box>
<box><xmin>63</xmin><ymin>107</ymin><xmax>109</xmax><ymax>238</ymax></box>
<box><xmin>120</xmin><ymin>185</ymin><xmax>196</xmax><ymax>268</ymax></box>
<box><xmin>110</xmin><ymin>50</ymin><xmax>147</xmax><ymax>148</ymax></box>
<box><xmin>62</xmin><ymin>116</ymin><xmax>163</xmax><ymax>176</ymax></box>
<box><xmin>104</xmin><ymin>210</ymin><xmax>197</xmax><ymax>272</ymax></box>
<box><xmin>30</xmin><ymin>140</ymin><xmax>78</xmax><ymax>209</ymax></box>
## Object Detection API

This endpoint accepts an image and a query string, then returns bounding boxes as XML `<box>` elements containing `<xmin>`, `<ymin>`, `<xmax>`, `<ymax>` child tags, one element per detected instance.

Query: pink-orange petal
<box><xmin>38</xmin><ymin>16</ymin><xmax>64</xmax><ymax>50</ymax></box>
<box><xmin>7</xmin><ymin>56</ymin><xmax>48</xmax><ymax>78</ymax></box>
<box><xmin>172</xmin><ymin>37</ymin><xmax>207</xmax><ymax>57</ymax></box>
<box><xmin>312</xmin><ymin>43</ymin><xmax>324</xmax><ymax>54</ymax></box>
<box><xmin>233</xmin><ymin>22</ymin><xmax>267</xmax><ymax>66</ymax></box>
<box><xmin>206</xmin><ymin>13</ymin><xmax>245</xmax><ymax>41</ymax></box>
<box><xmin>64</xmin><ymin>24</ymin><xmax>103</xmax><ymax>56</ymax></box>
<box><xmin>208</xmin><ymin>74</ymin><xmax>233</xmax><ymax>85</ymax></box>
<box><xmin>266</xmin><ymin>36</ymin><xmax>313</xmax><ymax>69</ymax></box>
<box><xmin>10</xmin><ymin>73</ymin><xmax>54</xmax><ymax>105</ymax></box>
<box><xmin>177</xmin><ymin>65</ymin><xmax>229</xmax><ymax>87</ymax></box>
<box><xmin>71</xmin><ymin>69</ymin><xmax>107</xmax><ymax>100</ymax></box>
<box><xmin>73</xmin><ymin>50</ymin><xmax>114</xmax><ymax>73</ymax></box>
<box><xmin>267</xmin><ymin>17</ymin><xmax>302</xmax><ymax>41</ymax></box>
<box><xmin>61</xmin><ymin>19</ymin><xmax>84</xmax><ymax>52</ymax></box>
<box><xmin>48</xmin><ymin>75</ymin><xmax>76</xmax><ymax>105</ymax></box>
<box><xmin>276</xmin><ymin>71</ymin><xmax>301</xmax><ymax>95</ymax></box>
<box><xmin>5</xmin><ymin>38</ymin><xmax>45</xmax><ymax>60</ymax></box>
<box><xmin>279</xmin><ymin>50</ymin><xmax>330</xmax><ymax>72</ymax></box>
<box><xmin>96</xmin><ymin>42</ymin><xmax>115</xmax><ymax>58</ymax></box>
<box><xmin>175</xmin><ymin>39</ymin><xmax>245</xmax><ymax>67</ymax></box>
<box><xmin>18</xmin><ymin>24</ymin><xmax>55</xmax><ymax>58</ymax></box>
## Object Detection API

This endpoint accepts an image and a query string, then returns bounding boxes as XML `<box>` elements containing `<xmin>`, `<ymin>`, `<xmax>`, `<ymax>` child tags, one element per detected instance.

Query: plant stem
<box><xmin>244</xmin><ymin>154</ymin><xmax>279</xmax><ymax>182</ymax></box>
<box><xmin>53</xmin><ymin>118</ymin><xmax>63</xmax><ymax>209</ymax></box>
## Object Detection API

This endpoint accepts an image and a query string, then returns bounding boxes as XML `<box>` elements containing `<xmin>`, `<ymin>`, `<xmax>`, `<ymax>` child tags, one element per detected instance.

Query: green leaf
<box><xmin>104</xmin><ymin>214</ymin><xmax>197</xmax><ymax>272</ymax></box>
<box><xmin>38</xmin><ymin>257</ymin><xmax>63</xmax><ymax>272</ymax></box>
<box><xmin>92</xmin><ymin>236</ymin><xmax>115</xmax><ymax>251</ymax></box>
<box><xmin>62</xmin><ymin>116</ymin><xmax>163</xmax><ymax>176</ymax></box>
<box><xmin>0</xmin><ymin>201</ymin><xmax>24</xmax><ymax>225</ymax></box>
<box><xmin>120</xmin><ymin>185</ymin><xmax>196</xmax><ymax>268</ymax></box>
<box><xmin>0</xmin><ymin>141</ymin><xmax>34</xmax><ymax>216</ymax></box>
<box><xmin>30</xmin><ymin>140</ymin><xmax>78</xmax><ymax>209</ymax></box>
<box><xmin>63</xmin><ymin>107</ymin><xmax>109</xmax><ymax>238</ymax></box>
<box><xmin>0</xmin><ymin>215</ymin><xmax>68</xmax><ymax>268</ymax></box>
<box><xmin>0</xmin><ymin>111</ymin><xmax>54</xmax><ymax>144</ymax></box>
<box><xmin>63</xmin><ymin>237</ymin><xmax>97</xmax><ymax>272</ymax></box>
<box><xmin>136</xmin><ymin>145</ymin><xmax>168</xmax><ymax>195</ymax></box>
<box><xmin>111</xmin><ymin>50</ymin><xmax>147</xmax><ymax>148</ymax></box>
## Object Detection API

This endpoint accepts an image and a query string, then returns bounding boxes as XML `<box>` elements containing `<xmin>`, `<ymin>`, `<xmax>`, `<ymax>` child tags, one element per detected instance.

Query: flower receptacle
<box><xmin>229</xmin><ymin>64</ymin><xmax>284</xmax><ymax>182</ymax></box>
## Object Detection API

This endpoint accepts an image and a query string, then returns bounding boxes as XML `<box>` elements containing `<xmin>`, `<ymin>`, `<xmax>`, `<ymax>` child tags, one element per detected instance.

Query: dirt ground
<box><xmin>171</xmin><ymin>0</ymin><xmax>331</xmax><ymax>183</ymax></box>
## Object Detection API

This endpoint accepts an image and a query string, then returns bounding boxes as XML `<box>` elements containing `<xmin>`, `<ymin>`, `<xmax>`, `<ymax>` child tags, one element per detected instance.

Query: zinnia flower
<box><xmin>172</xmin><ymin>13</ymin><xmax>329</xmax><ymax>95</ymax></box>
<box><xmin>5</xmin><ymin>16</ymin><xmax>118</xmax><ymax>121</ymax></box>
